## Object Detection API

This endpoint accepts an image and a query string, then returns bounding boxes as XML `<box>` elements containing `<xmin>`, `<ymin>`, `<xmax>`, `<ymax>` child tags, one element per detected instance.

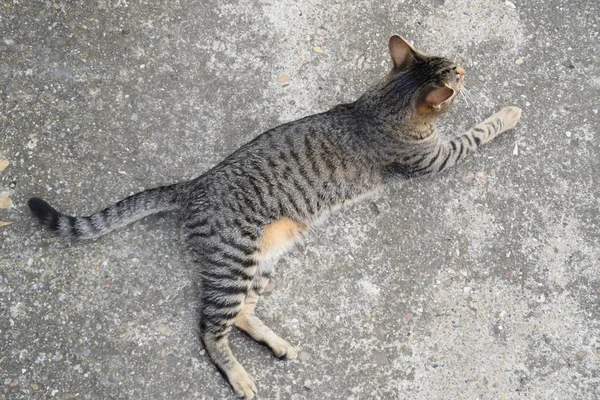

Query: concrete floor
<box><xmin>1</xmin><ymin>0</ymin><xmax>599</xmax><ymax>399</ymax></box>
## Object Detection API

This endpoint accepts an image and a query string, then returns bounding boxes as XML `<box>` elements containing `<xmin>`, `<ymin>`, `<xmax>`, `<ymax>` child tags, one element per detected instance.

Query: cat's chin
<box><xmin>417</xmin><ymin>101</ymin><xmax>455</xmax><ymax>117</ymax></box>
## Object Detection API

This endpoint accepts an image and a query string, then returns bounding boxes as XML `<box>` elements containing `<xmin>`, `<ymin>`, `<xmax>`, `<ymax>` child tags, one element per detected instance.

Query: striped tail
<box><xmin>28</xmin><ymin>183</ymin><xmax>182</xmax><ymax>240</ymax></box>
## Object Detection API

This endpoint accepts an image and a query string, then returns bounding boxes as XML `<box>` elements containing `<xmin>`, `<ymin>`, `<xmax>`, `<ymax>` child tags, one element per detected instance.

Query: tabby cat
<box><xmin>29</xmin><ymin>35</ymin><xmax>522</xmax><ymax>398</ymax></box>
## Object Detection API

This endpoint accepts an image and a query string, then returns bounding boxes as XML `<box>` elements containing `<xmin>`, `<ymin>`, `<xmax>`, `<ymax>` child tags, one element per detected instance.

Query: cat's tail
<box><xmin>28</xmin><ymin>183</ymin><xmax>182</xmax><ymax>240</ymax></box>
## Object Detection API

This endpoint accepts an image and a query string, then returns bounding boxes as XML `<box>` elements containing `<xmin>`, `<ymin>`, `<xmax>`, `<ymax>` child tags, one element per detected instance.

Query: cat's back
<box><xmin>184</xmin><ymin>108</ymin><xmax>377</xmax><ymax>221</ymax></box>
<box><xmin>204</xmin><ymin>109</ymin><xmax>359</xmax><ymax>183</ymax></box>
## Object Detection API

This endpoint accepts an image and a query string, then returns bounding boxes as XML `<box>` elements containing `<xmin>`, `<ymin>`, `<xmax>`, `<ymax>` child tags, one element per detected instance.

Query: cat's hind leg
<box><xmin>200</xmin><ymin>274</ymin><xmax>258</xmax><ymax>398</ymax></box>
<box><xmin>194</xmin><ymin>245</ymin><xmax>259</xmax><ymax>398</ymax></box>
<box><xmin>233</xmin><ymin>217</ymin><xmax>305</xmax><ymax>359</ymax></box>
<box><xmin>235</xmin><ymin>275</ymin><xmax>298</xmax><ymax>359</ymax></box>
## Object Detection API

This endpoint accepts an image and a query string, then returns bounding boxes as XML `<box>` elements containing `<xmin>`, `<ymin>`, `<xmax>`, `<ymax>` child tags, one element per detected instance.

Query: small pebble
<box><xmin>513</xmin><ymin>143</ymin><xmax>519</xmax><ymax>156</ymax></box>
<box><xmin>565</xmin><ymin>131</ymin><xmax>572</xmax><ymax>137</ymax></box>
<box><xmin>26</xmin><ymin>138</ymin><xmax>38</xmax><ymax>149</ymax></box>
<box><xmin>477</xmin><ymin>75</ymin><xmax>485</xmax><ymax>82</ymax></box>
<box><xmin>373</xmin><ymin>353</ymin><xmax>389</xmax><ymax>365</ymax></box>
<box><xmin>316</xmin><ymin>27</ymin><xmax>329</xmax><ymax>36</ymax></box>
<box><xmin>356</xmin><ymin>55</ymin><xmax>365</xmax><ymax>68</ymax></box>
<box><xmin>166</xmin><ymin>354</ymin><xmax>178</xmax><ymax>367</ymax></box>
<box><xmin>0</xmin><ymin>196</ymin><xmax>13</xmax><ymax>209</ymax></box>
<box><xmin>537</xmin><ymin>293</ymin><xmax>546</xmax><ymax>303</ymax></box>
<box><xmin>505</xmin><ymin>1</ymin><xmax>516</xmax><ymax>9</ymax></box>
<box><xmin>157</xmin><ymin>324</ymin><xmax>172</xmax><ymax>336</ymax></box>
<box><xmin>515</xmin><ymin>58</ymin><xmax>524</xmax><ymax>65</ymax></box>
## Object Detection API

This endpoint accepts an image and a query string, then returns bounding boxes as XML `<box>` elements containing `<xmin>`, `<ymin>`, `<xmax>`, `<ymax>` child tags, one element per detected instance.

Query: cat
<box><xmin>28</xmin><ymin>35</ymin><xmax>522</xmax><ymax>398</ymax></box>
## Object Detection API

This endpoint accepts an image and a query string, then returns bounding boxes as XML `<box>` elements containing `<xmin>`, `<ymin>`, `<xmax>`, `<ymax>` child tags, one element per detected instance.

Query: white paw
<box><xmin>496</xmin><ymin>106</ymin><xmax>522</xmax><ymax>131</ymax></box>
<box><xmin>228</xmin><ymin>366</ymin><xmax>257</xmax><ymax>399</ymax></box>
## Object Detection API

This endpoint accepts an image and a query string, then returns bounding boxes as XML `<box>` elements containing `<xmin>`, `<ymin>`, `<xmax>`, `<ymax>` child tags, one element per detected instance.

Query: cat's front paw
<box><xmin>496</xmin><ymin>106</ymin><xmax>522</xmax><ymax>132</ymax></box>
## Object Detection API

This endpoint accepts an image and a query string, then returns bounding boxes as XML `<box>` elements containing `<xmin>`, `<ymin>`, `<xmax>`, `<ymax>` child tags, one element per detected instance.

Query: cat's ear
<box><xmin>388</xmin><ymin>35</ymin><xmax>415</xmax><ymax>71</ymax></box>
<box><xmin>418</xmin><ymin>86</ymin><xmax>455</xmax><ymax>114</ymax></box>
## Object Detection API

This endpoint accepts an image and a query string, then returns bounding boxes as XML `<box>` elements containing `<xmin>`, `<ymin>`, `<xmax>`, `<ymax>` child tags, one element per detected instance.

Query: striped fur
<box><xmin>28</xmin><ymin>35</ymin><xmax>521</xmax><ymax>398</ymax></box>
<box><xmin>28</xmin><ymin>184</ymin><xmax>181</xmax><ymax>240</ymax></box>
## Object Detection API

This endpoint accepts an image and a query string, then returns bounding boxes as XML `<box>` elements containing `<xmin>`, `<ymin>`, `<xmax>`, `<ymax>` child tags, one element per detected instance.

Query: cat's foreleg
<box><xmin>468</xmin><ymin>106</ymin><xmax>522</xmax><ymax>144</ymax></box>
<box><xmin>407</xmin><ymin>106</ymin><xmax>522</xmax><ymax>176</ymax></box>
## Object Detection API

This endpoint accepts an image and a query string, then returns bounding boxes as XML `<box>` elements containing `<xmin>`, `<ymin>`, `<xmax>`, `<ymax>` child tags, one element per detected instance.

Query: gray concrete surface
<box><xmin>1</xmin><ymin>0</ymin><xmax>599</xmax><ymax>399</ymax></box>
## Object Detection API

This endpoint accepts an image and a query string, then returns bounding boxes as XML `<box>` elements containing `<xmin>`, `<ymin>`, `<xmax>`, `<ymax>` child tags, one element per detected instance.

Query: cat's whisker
<box><xmin>460</xmin><ymin>89</ymin><xmax>473</xmax><ymax>105</ymax></box>
<box><xmin>459</xmin><ymin>89</ymin><xmax>476</xmax><ymax>113</ymax></box>
<box><xmin>462</xmin><ymin>86</ymin><xmax>476</xmax><ymax>102</ymax></box>
<box><xmin>459</xmin><ymin>93</ymin><xmax>472</xmax><ymax>111</ymax></box>
<box><xmin>461</xmin><ymin>87</ymin><xmax>485</xmax><ymax>117</ymax></box>
<box><xmin>466</xmin><ymin>92</ymin><xmax>481</xmax><ymax>115</ymax></box>
<box><xmin>464</xmin><ymin>85</ymin><xmax>491</xmax><ymax>105</ymax></box>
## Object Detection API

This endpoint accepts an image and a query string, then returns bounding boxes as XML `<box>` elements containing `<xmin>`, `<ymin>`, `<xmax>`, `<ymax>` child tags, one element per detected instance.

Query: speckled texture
<box><xmin>1</xmin><ymin>0</ymin><xmax>599</xmax><ymax>399</ymax></box>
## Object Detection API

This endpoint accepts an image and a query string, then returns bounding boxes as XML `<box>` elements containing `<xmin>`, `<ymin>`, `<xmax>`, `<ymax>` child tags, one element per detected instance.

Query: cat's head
<box><xmin>360</xmin><ymin>35</ymin><xmax>465</xmax><ymax>122</ymax></box>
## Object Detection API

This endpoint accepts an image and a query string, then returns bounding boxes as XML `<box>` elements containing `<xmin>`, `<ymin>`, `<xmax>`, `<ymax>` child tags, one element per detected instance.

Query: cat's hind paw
<box><xmin>227</xmin><ymin>365</ymin><xmax>257</xmax><ymax>399</ymax></box>
<box><xmin>268</xmin><ymin>335</ymin><xmax>298</xmax><ymax>360</ymax></box>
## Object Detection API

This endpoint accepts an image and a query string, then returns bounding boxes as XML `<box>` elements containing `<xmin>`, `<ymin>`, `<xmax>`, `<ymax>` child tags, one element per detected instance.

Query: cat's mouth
<box><xmin>439</xmin><ymin>65</ymin><xmax>465</xmax><ymax>107</ymax></box>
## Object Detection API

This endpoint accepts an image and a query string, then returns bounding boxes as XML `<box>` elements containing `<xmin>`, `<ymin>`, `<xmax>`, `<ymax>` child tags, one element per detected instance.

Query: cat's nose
<box><xmin>456</xmin><ymin>65</ymin><xmax>465</xmax><ymax>80</ymax></box>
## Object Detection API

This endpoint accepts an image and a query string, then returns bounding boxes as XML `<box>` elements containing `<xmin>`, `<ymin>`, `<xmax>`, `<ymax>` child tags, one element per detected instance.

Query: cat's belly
<box><xmin>254</xmin><ymin>217</ymin><xmax>307</xmax><ymax>276</ymax></box>
<box><xmin>254</xmin><ymin>182</ymin><xmax>384</xmax><ymax>276</ymax></box>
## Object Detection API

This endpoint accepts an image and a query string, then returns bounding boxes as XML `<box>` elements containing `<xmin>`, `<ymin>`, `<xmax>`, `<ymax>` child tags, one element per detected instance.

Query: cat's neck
<box><xmin>399</xmin><ymin>120</ymin><xmax>436</xmax><ymax>140</ymax></box>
